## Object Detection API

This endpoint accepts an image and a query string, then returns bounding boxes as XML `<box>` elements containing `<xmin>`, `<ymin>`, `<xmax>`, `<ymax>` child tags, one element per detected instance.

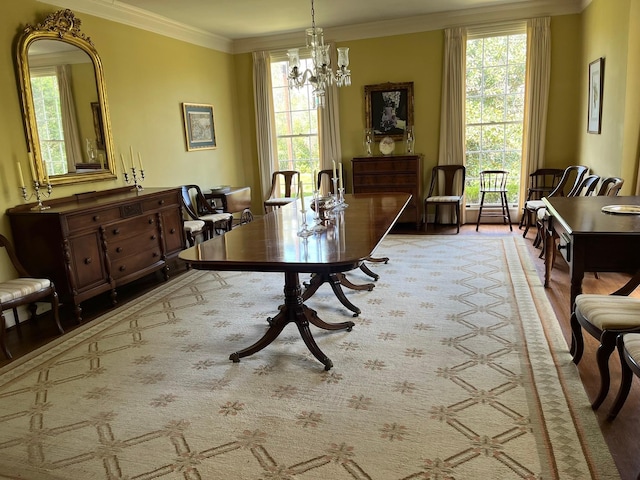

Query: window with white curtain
<box><xmin>465</xmin><ymin>25</ymin><xmax>526</xmax><ymax>206</ymax></box>
<box><xmin>270</xmin><ymin>54</ymin><xmax>319</xmax><ymax>191</ymax></box>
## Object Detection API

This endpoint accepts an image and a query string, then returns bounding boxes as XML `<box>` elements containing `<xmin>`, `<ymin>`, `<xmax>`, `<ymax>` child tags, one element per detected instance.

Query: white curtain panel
<box><xmin>520</xmin><ymin>17</ymin><xmax>551</xmax><ymax>209</ymax></box>
<box><xmin>437</xmin><ymin>27</ymin><xmax>467</xmax><ymax>224</ymax></box>
<box><xmin>252</xmin><ymin>51</ymin><xmax>277</xmax><ymax>201</ymax></box>
<box><xmin>318</xmin><ymin>44</ymin><xmax>343</xmax><ymax>179</ymax></box>
<box><xmin>57</xmin><ymin>65</ymin><xmax>82</xmax><ymax>173</ymax></box>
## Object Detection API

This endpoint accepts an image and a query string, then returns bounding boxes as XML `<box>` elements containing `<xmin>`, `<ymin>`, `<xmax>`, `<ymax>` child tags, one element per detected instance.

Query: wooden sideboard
<box><xmin>7</xmin><ymin>187</ymin><xmax>185</xmax><ymax>322</ymax></box>
<box><xmin>352</xmin><ymin>154</ymin><xmax>423</xmax><ymax>228</ymax></box>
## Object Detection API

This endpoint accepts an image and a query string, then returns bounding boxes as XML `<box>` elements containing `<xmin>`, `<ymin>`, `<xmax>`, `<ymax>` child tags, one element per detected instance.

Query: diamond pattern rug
<box><xmin>0</xmin><ymin>235</ymin><xmax>619</xmax><ymax>479</ymax></box>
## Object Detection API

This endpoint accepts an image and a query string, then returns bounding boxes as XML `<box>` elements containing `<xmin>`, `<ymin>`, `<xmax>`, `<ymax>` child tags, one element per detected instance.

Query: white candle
<box><xmin>16</xmin><ymin>162</ymin><xmax>25</xmax><ymax>187</ymax></box>
<box><xmin>44</xmin><ymin>166</ymin><xmax>49</xmax><ymax>183</ymax></box>
<box><xmin>130</xmin><ymin>145</ymin><xmax>135</xmax><ymax>169</ymax></box>
<box><xmin>312</xmin><ymin>169</ymin><xmax>317</xmax><ymax>191</ymax></box>
<box><xmin>332</xmin><ymin>160</ymin><xmax>337</xmax><ymax>180</ymax></box>
<box><xmin>138</xmin><ymin>152</ymin><xmax>144</xmax><ymax>171</ymax></box>
<box><xmin>28</xmin><ymin>152</ymin><xmax>36</xmax><ymax>180</ymax></box>
<box><xmin>120</xmin><ymin>153</ymin><xmax>127</xmax><ymax>172</ymax></box>
<box><xmin>299</xmin><ymin>180</ymin><xmax>305</xmax><ymax>211</ymax></box>
<box><xmin>338</xmin><ymin>162</ymin><xmax>343</xmax><ymax>190</ymax></box>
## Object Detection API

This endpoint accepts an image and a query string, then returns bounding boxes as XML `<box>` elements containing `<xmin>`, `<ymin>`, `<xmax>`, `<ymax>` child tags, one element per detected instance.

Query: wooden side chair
<box><xmin>518</xmin><ymin>168</ymin><xmax>563</xmax><ymax>228</ymax></box>
<box><xmin>180</xmin><ymin>185</ymin><xmax>233</xmax><ymax>237</ymax></box>
<box><xmin>264</xmin><ymin>170</ymin><xmax>300</xmax><ymax>213</ymax></box>
<box><xmin>0</xmin><ymin>233</ymin><xmax>63</xmax><ymax>359</ymax></box>
<box><xmin>183</xmin><ymin>220</ymin><xmax>207</xmax><ymax>247</ymax></box>
<box><xmin>609</xmin><ymin>333</ymin><xmax>640</xmax><ymax>419</ymax></box>
<box><xmin>475</xmin><ymin>170</ymin><xmax>512</xmax><ymax>231</ymax></box>
<box><xmin>597</xmin><ymin>176</ymin><xmax>624</xmax><ymax>196</ymax></box>
<box><xmin>424</xmin><ymin>165</ymin><xmax>466</xmax><ymax>233</ymax></box>
<box><xmin>570</xmin><ymin>293</ymin><xmax>640</xmax><ymax>411</ymax></box>
<box><xmin>521</xmin><ymin>165</ymin><xmax>589</xmax><ymax>243</ymax></box>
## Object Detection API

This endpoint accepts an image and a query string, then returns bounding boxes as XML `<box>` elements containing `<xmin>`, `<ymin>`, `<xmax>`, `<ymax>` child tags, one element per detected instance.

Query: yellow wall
<box><xmin>579</xmin><ymin>0</ymin><xmax>639</xmax><ymax>192</ymax></box>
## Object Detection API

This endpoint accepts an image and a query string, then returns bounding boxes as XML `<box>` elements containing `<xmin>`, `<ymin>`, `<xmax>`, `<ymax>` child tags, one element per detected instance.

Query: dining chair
<box><xmin>317</xmin><ymin>166</ymin><xmax>344</xmax><ymax>195</ymax></box>
<box><xmin>264</xmin><ymin>170</ymin><xmax>300</xmax><ymax>213</ymax></box>
<box><xmin>424</xmin><ymin>165</ymin><xmax>466</xmax><ymax>233</ymax></box>
<box><xmin>180</xmin><ymin>185</ymin><xmax>233</xmax><ymax>237</ymax></box>
<box><xmin>518</xmin><ymin>168</ymin><xmax>564</xmax><ymax>228</ymax></box>
<box><xmin>475</xmin><ymin>170</ymin><xmax>512</xmax><ymax>231</ymax></box>
<box><xmin>183</xmin><ymin>219</ymin><xmax>207</xmax><ymax>247</ymax></box>
<box><xmin>521</xmin><ymin>165</ymin><xmax>589</xmax><ymax>242</ymax></box>
<box><xmin>609</xmin><ymin>333</ymin><xmax>640</xmax><ymax>419</ymax></box>
<box><xmin>0</xmin><ymin>233</ymin><xmax>64</xmax><ymax>359</ymax></box>
<box><xmin>570</xmin><ymin>293</ymin><xmax>640</xmax><ymax>411</ymax></box>
<box><xmin>597</xmin><ymin>176</ymin><xmax>624</xmax><ymax>196</ymax></box>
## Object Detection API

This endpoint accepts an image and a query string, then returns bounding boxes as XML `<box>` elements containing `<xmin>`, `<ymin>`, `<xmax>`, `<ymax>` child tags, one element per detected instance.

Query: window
<box><xmin>270</xmin><ymin>56</ymin><xmax>319</xmax><ymax>192</ymax></box>
<box><xmin>465</xmin><ymin>31</ymin><xmax>526</xmax><ymax>206</ymax></box>
<box><xmin>30</xmin><ymin>67</ymin><xmax>69</xmax><ymax>175</ymax></box>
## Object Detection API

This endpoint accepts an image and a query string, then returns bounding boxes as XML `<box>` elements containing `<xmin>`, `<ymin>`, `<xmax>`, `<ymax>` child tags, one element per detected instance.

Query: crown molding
<box><xmin>38</xmin><ymin>0</ymin><xmax>585</xmax><ymax>55</ymax></box>
<box><xmin>36</xmin><ymin>0</ymin><xmax>233</xmax><ymax>53</ymax></box>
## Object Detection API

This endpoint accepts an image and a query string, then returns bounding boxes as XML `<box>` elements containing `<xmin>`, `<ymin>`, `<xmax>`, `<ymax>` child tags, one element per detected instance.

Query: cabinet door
<box><xmin>68</xmin><ymin>232</ymin><xmax>107</xmax><ymax>291</ymax></box>
<box><xmin>161</xmin><ymin>207</ymin><xmax>185</xmax><ymax>255</ymax></box>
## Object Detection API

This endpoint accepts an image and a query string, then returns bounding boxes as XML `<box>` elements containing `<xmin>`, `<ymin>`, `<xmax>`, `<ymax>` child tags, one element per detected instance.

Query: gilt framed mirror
<box><xmin>15</xmin><ymin>9</ymin><xmax>116</xmax><ymax>185</ymax></box>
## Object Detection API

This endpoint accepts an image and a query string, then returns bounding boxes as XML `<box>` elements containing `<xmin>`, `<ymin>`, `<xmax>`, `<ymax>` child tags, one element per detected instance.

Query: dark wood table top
<box><xmin>543</xmin><ymin>195</ymin><xmax>640</xmax><ymax>235</ymax></box>
<box><xmin>179</xmin><ymin>193</ymin><xmax>411</xmax><ymax>273</ymax></box>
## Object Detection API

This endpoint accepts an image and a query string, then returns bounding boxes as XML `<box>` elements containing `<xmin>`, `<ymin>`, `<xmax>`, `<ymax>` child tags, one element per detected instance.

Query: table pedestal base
<box><xmin>229</xmin><ymin>272</ymin><xmax>354</xmax><ymax>370</ymax></box>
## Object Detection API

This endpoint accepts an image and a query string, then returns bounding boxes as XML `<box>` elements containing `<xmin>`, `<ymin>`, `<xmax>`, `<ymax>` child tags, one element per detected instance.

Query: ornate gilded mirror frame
<box><xmin>15</xmin><ymin>9</ymin><xmax>116</xmax><ymax>185</ymax></box>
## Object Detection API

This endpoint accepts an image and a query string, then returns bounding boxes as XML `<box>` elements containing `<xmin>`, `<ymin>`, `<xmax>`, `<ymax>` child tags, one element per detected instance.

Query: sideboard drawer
<box><xmin>67</xmin><ymin>208</ymin><xmax>120</xmax><ymax>232</ymax></box>
<box><xmin>108</xmin><ymin>231</ymin><xmax>160</xmax><ymax>260</ymax></box>
<box><xmin>142</xmin><ymin>193</ymin><xmax>176</xmax><ymax>212</ymax></box>
<box><xmin>111</xmin><ymin>249</ymin><xmax>163</xmax><ymax>280</ymax></box>
<box><xmin>103</xmin><ymin>215</ymin><xmax>157</xmax><ymax>241</ymax></box>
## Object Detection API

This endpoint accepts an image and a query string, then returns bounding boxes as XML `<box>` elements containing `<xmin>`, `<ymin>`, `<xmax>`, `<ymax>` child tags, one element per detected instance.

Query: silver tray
<box><xmin>601</xmin><ymin>205</ymin><xmax>640</xmax><ymax>215</ymax></box>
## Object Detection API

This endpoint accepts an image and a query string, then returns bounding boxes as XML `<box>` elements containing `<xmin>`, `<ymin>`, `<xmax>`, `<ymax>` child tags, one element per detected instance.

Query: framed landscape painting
<box><xmin>182</xmin><ymin>103</ymin><xmax>217</xmax><ymax>150</ymax></box>
<box><xmin>364</xmin><ymin>82</ymin><xmax>414</xmax><ymax>141</ymax></box>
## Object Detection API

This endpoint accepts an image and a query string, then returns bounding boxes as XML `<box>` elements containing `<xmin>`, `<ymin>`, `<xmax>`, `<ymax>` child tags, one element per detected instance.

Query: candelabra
<box><xmin>124</xmin><ymin>166</ymin><xmax>145</xmax><ymax>190</ymax></box>
<box><xmin>311</xmin><ymin>188</ymin><xmax>327</xmax><ymax>233</ymax></box>
<box><xmin>21</xmin><ymin>180</ymin><xmax>52</xmax><ymax>211</ymax></box>
<box><xmin>297</xmin><ymin>207</ymin><xmax>313</xmax><ymax>237</ymax></box>
<box><xmin>331</xmin><ymin>177</ymin><xmax>348</xmax><ymax>210</ymax></box>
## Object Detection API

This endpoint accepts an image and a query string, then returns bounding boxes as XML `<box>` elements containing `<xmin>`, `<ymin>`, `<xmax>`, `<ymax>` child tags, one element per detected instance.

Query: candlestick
<box><xmin>28</xmin><ymin>152</ymin><xmax>36</xmax><ymax>180</ymax></box>
<box><xmin>16</xmin><ymin>163</ymin><xmax>25</xmax><ymax>188</ymax></box>
<box><xmin>138</xmin><ymin>152</ymin><xmax>144</xmax><ymax>171</ymax></box>
<box><xmin>332</xmin><ymin>160</ymin><xmax>337</xmax><ymax>180</ymax></box>
<box><xmin>129</xmin><ymin>146</ymin><xmax>135</xmax><ymax>169</ymax></box>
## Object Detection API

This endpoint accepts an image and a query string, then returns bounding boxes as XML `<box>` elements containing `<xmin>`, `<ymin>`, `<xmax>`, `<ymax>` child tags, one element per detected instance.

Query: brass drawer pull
<box><xmin>150</xmin><ymin>234</ymin><xmax>157</xmax><ymax>240</ymax></box>
<box><xmin>113</xmin><ymin>228</ymin><xmax>120</xmax><ymax>235</ymax></box>
<box><xmin>148</xmin><ymin>218</ymin><xmax>154</xmax><ymax>224</ymax></box>
<box><xmin>84</xmin><ymin>257</ymin><xmax>92</xmax><ymax>264</ymax></box>
<box><xmin>92</xmin><ymin>215</ymin><xmax>100</xmax><ymax>222</ymax></box>
<box><xmin>170</xmin><ymin>228</ymin><xmax>176</xmax><ymax>234</ymax></box>
<box><xmin>119</xmin><ymin>265</ymin><xmax>126</xmax><ymax>272</ymax></box>
<box><xmin>159</xmin><ymin>199</ymin><xmax>165</xmax><ymax>205</ymax></box>
<box><xmin>116</xmin><ymin>247</ymin><xmax>122</xmax><ymax>253</ymax></box>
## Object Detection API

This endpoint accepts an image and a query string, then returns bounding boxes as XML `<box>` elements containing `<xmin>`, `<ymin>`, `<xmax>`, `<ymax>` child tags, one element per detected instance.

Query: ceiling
<box><xmin>38</xmin><ymin>0</ymin><xmax>586</xmax><ymax>52</ymax></box>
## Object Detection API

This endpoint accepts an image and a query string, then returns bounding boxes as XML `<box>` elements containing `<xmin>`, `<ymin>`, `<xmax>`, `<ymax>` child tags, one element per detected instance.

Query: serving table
<box><xmin>543</xmin><ymin>195</ymin><xmax>640</xmax><ymax>312</ymax></box>
<box><xmin>179</xmin><ymin>193</ymin><xmax>411</xmax><ymax>370</ymax></box>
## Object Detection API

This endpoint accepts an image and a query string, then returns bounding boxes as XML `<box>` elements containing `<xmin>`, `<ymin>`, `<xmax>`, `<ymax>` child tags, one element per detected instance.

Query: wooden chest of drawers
<box><xmin>352</xmin><ymin>155</ymin><xmax>423</xmax><ymax>228</ymax></box>
<box><xmin>7</xmin><ymin>187</ymin><xmax>185</xmax><ymax>322</ymax></box>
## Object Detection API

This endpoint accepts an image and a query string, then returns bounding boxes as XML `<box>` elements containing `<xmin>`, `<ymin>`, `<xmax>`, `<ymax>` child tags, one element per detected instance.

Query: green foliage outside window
<box><xmin>465</xmin><ymin>33</ymin><xmax>526</xmax><ymax>205</ymax></box>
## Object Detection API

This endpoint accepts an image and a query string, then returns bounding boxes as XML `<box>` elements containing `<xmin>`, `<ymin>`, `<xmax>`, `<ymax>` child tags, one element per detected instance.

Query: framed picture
<box><xmin>91</xmin><ymin>102</ymin><xmax>105</xmax><ymax>150</ymax></box>
<box><xmin>587</xmin><ymin>58</ymin><xmax>604</xmax><ymax>134</ymax></box>
<box><xmin>365</xmin><ymin>82</ymin><xmax>414</xmax><ymax>141</ymax></box>
<box><xmin>182</xmin><ymin>103</ymin><xmax>217</xmax><ymax>150</ymax></box>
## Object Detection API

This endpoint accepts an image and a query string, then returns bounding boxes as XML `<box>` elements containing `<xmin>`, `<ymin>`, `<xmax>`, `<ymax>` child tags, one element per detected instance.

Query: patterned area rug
<box><xmin>0</xmin><ymin>235</ymin><xmax>619</xmax><ymax>479</ymax></box>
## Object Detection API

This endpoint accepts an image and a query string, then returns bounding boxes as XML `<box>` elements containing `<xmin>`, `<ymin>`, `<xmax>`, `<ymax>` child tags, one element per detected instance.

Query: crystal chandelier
<box><xmin>287</xmin><ymin>0</ymin><xmax>351</xmax><ymax>108</ymax></box>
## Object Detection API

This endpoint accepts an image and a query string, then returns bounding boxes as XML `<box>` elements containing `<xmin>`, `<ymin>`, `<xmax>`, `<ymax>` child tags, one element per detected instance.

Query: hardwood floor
<box><xmin>1</xmin><ymin>223</ymin><xmax>637</xmax><ymax>479</ymax></box>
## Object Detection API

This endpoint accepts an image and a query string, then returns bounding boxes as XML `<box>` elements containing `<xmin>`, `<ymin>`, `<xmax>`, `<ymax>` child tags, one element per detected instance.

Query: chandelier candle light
<box><xmin>287</xmin><ymin>0</ymin><xmax>351</xmax><ymax>108</ymax></box>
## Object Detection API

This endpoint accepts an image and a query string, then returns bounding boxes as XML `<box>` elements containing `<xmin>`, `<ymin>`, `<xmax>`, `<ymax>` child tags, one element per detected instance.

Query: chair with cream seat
<box><xmin>570</xmin><ymin>293</ymin><xmax>640</xmax><ymax>411</ymax></box>
<box><xmin>264</xmin><ymin>170</ymin><xmax>300</xmax><ymax>213</ymax></box>
<box><xmin>183</xmin><ymin>219</ymin><xmax>207</xmax><ymax>247</ymax></box>
<box><xmin>0</xmin><ymin>233</ymin><xmax>63</xmax><ymax>359</ymax></box>
<box><xmin>180</xmin><ymin>185</ymin><xmax>233</xmax><ymax>237</ymax></box>
<box><xmin>597</xmin><ymin>176</ymin><xmax>624</xmax><ymax>196</ymax></box>
<box><xmin>609</xmin><ymin>333</ymin><xmax>640</xmax><ymax>419</ymax></box>
<box><xmin>521</xmin><ymin>165</ymin><xmax>589</xmax><ymax>242</ymax></box>
<box><xmin>424</xmin><ymin>165</ymin><xmax>466</xmax><ymax>233</ymax></box>
<box><xmin>518</xmin><ymin>168</ymin><xmax>564</xmax><ymax>228</ymax></box>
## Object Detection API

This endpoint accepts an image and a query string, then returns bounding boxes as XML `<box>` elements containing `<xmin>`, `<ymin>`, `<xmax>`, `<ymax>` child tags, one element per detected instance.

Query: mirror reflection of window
<box><xmin>30</xmin><ymin>67</ymin><xmax>68</xmax><ymax>176</ymax></box>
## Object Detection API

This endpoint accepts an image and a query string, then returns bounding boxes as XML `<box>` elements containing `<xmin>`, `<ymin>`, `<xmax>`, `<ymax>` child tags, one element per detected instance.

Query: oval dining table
<box><xmin>179</xmin><ymin>192</ymin><xmax>411</xmax><ymax>370</ymax></box>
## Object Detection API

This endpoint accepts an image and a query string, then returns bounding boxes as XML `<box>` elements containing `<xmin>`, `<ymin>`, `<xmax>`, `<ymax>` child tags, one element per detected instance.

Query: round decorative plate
<box><xmin>601</xmin><ymin>205</ymin><xmax>640</xmax><ymax>215</ymax></box>
<box><xmin>379</xmin><ymin>136</ymin><xmax>395</xmax><ymax>155</ymax></box>
<box><xmin>210</xmin><ymin>185</ymin><xmax>231</xmax><ymax>193</ymax></box>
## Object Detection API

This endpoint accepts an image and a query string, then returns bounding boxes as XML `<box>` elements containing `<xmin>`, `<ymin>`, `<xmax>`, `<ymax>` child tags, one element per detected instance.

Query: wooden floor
<box><xmin>1</xmin><ymin>222</ymin><xmax>638</xmax><ymax>479</ymax></box>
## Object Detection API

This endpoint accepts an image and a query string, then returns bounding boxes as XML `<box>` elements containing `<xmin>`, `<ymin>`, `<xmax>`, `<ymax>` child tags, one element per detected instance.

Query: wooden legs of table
<box><xmin>229</xmin><ymin>272</ymin><xmax>354</xmax><ymax>370</ymax></box>
<box><xmin>302</xmin><ymin>272</ymin><xmax>373</xmax><ymax>317</ymax></box>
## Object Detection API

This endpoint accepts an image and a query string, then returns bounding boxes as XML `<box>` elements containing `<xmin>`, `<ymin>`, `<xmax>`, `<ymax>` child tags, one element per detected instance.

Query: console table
<box><xmin>7</xmin><ymin>187</ymin><xmax>185</xmax><ymax>322</ymax></box>
<box><xmin>352</xmin><ymin>154</ymin><xmax>423</xmax><ymax>228</ymax></box>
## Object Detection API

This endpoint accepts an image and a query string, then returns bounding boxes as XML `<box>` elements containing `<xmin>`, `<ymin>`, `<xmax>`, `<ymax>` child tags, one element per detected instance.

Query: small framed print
<box><xmin>182</xmin><ymin>103</ymin><xmax>217</xmax><ymax>150</ymax></box>
<box><xmin>587</xmin><ymin>58</ymin><xmax>604</xmax><ymax>134</ymax></box>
